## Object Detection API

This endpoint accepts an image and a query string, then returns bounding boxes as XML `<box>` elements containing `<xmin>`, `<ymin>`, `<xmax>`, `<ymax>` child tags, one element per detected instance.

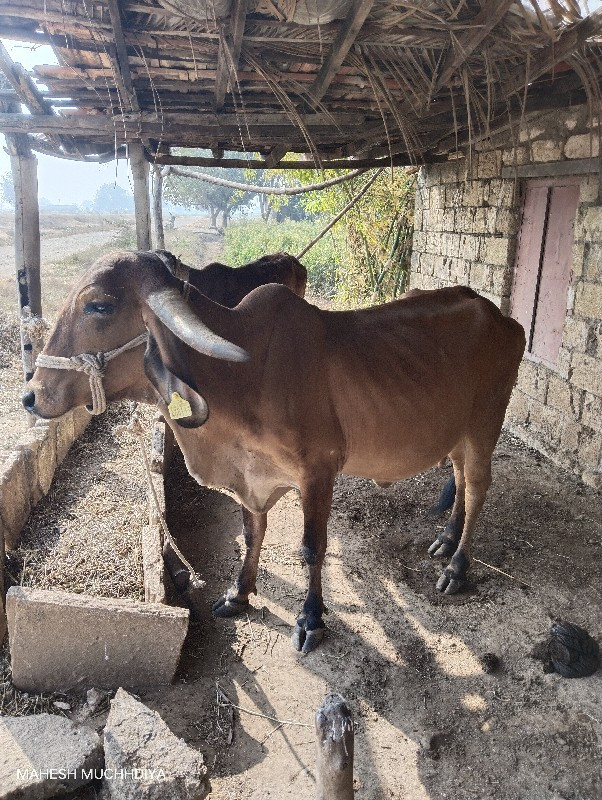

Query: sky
<box><xmin>0</xmin><ymin>41</ymin><xmax>133</xmax><ymax>206</ymax></box>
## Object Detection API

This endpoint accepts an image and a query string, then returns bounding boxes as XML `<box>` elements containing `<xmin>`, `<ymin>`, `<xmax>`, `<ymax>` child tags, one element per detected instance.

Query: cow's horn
<box><xmin>146</xmin><ymin>288</ymin><xmax>249</xmax><ymax>362</ymax></box>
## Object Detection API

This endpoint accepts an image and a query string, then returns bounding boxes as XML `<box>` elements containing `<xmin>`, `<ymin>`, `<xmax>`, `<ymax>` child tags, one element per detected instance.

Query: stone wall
<box><xmin>410</xmin><ymin>106</ymin><xmax>601</xmax><ymax>488</ymax></box>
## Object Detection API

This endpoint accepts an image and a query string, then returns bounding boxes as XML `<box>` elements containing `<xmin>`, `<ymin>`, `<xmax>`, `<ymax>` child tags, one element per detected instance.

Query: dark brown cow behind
<box><xmin>155</xmin><ymin>250</ymin><xmax>307</xmax><ymax>307</ymax></box>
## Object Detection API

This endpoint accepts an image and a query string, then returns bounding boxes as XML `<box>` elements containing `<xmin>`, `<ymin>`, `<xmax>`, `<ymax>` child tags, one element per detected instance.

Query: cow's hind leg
<box><xmin>428</xmin><ymin>447</ymin><xmax>466</xmax><ymax>558</ymax></box>
<box><xmin>213</xmin><ymin>507</ymin><xmax>267</xmax><ymax>617</ymax></box>
<box><xmin>292</xmin><ymin>477</ymin><xmax>334</xmax><ymax>654</ymax></box>
<box><xmin>435</xmin><ymin>448</ymin><xmax>492</xmax><ymax>595</ymax></box>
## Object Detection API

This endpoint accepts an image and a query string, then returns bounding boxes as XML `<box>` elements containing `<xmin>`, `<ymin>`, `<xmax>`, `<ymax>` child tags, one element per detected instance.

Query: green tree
<box><xmin>163</xmin><ymin>153</ymin><xmax>253</xmax><ymax>229</ymax></box>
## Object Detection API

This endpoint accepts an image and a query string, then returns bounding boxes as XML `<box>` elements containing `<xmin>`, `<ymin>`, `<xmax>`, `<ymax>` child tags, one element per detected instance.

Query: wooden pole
<box><xmin>130</xmin><ymin>142</ymin><xmax>151</xmax><ymax>250</ymax></box>
<box><xmin>7</xmin><ymin>132</ymin><xmax>42</xmax><ymax>396</ymax></box>
<box><xmin>315</xmin><ymin>694</ymin><xmax>354</xmax><ymax>800</ymax></box>
<box><xmin>151</xmin><ymin>166</ymin><xmax>165</xmax><ymax>250</ymax></box>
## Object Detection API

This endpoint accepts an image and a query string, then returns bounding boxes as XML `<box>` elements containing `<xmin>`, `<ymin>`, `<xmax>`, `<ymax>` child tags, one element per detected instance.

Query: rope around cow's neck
<box><xmin>35</xmin><ymin>332</ymin><xmax>149</xmax><ymax>415</ymax></box>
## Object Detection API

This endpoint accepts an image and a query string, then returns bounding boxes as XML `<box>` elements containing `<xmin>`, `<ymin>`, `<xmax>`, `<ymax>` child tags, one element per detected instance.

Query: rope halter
<box><xmin>35</xmin><ymin>332</ymin><xmax>149</xmax><ymax>415</ymax></box>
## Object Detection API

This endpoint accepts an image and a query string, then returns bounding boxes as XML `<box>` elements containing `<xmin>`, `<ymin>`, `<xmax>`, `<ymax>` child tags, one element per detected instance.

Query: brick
<box><xmin>547</xmin><ymin>374</ymin><xmax>576</xmax><ymax>416</ymax></box>
<box><xmin>580</xmin><ymin>206</ymin><xmax>602</xmax><ymax>238</ymax></box>
<box><xmin>531</xmin><ymin>140</ymin><xmax>563</xmax><ymax>162</ymax></box>
<box><xmin>462</xmin><ymin>181</ymin><xmax>483</xmax><ymax>207</ymax></box>
<box><xmin>6</xmin><ymin>587</ymin><xmax>189</xmax><ymax>692</ymax></box>
<box><xmin>488</xmin><ymin>181</ymin><xmax>516</xmax><ymax>208</ymax></box>
<box><xmin>484</xmin><ymin>237</ymin><xmax>512</xmax><ymax>266</ymax></box>
<box><xmin>501</xmin><ymin>146</ymin><xmax>530</xmax><ymax>166</ymax></box>
<box><xmin>565</xmin><ymin>134</ymin><xmax>600</xmax><ymax>159</ymax></box>
<box><xmin>0</xmin><ymin>451</ymin><xmax>31</xmax><ymax>551</ymax></box>
<box><xmin>458</xmin><ymin>234</ymin><xmax>481</xmax><ymax>261</ymax></box>
<box><xmin>469</xmin><ymin>262</ymin><xmax>487</xmax><ymax>289</ymax></box>
<box><xmin>574</xmin><ymin>281</ymin><xmax>602</xmax><ymax>320</ymax></box>
<box><xmin>571</xmin><ymin>352</ymin><xmax>602</xmax><ymax>397</ymax></box>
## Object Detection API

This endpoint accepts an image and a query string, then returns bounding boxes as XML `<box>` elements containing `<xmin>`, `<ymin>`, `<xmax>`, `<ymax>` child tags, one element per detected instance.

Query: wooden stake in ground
<box><xmin>130</xmin><ymin>142</ymin><xmax>151</xmax><ymax>250</ymax></box>
<box><xmin>315</xmin><ymin>694</ymin><xmax>354</xmax><ymax>800</ymax></box>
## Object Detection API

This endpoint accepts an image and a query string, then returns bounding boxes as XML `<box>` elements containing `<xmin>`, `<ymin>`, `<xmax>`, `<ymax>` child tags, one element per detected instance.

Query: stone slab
<box><xmin>103</xmin><ymin>688</ymin><xmax>210</xmax><ymax>800</ymax></box>
<box><xmin>0</xmin><ymin>713</ymin><xmax>102</xmax><ymax>800</ymax></box>
<box><xmin>7</xmin><ymin>587</ymin><xmax>189</xmax><ymax>692</ymax></box>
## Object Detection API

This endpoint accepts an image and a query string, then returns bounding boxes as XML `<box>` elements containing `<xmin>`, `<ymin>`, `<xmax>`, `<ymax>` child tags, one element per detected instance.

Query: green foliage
<box><xmin>269</xmin><ymin>165</ymin><xmax>416</xmax><ymax>307</ymax></box>
<box><xmin>223</xmin><ymin>220</ymin><xmax>341</xmax><ymax>298</ymax></box>
<box><xmin>92</xmin><ymin>183</ymin><xmax>134</xmax><ymax>213</ymax></box>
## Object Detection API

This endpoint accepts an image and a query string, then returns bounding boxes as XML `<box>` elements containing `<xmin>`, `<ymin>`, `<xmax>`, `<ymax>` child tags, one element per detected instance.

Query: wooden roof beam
<box><xmin>502</xmin><ymin>8</ymin><xmax>602</xmax><ymax>99</ymax></box>
<box><xmin>432</xmin><ymin>0</ymin><xmax>515</xmax><ymax>96</ymax></box>
<box><xmin>106</xmin><ymin>0</ymin><xmax>140</xmax><ymax>113</ymax></box>
<box><xmin>264</xmin><ymin>0</ymin><xmax>374</xmax><ymax>167</ymax></box>
<box><xmin>214</xmin><ymin>0</ymin><xmax>248</xmax><ymax>111</ymax></box>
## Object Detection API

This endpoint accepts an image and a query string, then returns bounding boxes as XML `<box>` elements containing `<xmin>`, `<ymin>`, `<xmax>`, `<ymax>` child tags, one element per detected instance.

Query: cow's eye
<box><xmin>84</xmin><ymin>301</ymin><xmax>116</xmax><ymax>315</ymax></box>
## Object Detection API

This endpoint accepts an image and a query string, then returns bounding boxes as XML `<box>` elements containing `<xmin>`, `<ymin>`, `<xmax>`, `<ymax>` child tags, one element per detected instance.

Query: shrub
<box><xmin>224</xmin><ymin>220</ymin><xmax>342</xmax><ymax>299</ymax></box>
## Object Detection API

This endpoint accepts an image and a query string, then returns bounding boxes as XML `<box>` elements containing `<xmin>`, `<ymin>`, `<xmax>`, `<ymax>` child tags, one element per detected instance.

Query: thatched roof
<box><xmin>0</xmin><ymin>0</ymin><xmax>601</xmax><ymax>168</ymax></box>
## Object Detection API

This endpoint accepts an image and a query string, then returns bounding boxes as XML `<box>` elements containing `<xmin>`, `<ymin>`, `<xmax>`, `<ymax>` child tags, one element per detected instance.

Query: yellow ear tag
<box><xmin>168</xmin><ymin>391</ymin><xmax>192</xmax><ymax>420</ymax></box>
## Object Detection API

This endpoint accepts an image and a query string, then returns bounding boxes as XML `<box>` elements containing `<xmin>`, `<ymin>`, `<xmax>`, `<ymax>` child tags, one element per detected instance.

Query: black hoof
<box><xmin>212</xmin><ymin>594</ymin><xmax>250</xmax><ymax>617</ymax></box>
<box><xmin>291</xmin><ymin>619</ymin><xmax>326</xmax><ymax>654</ymax></box>
<box><xmin>428</xmin><ymin>536</ymin><xmax>456</xmax><ymax>558</ymax></box>
<box><xmin>436</xmin><ymin>552</ymin><xmax>469</xmax><ymax>595</ymax></box>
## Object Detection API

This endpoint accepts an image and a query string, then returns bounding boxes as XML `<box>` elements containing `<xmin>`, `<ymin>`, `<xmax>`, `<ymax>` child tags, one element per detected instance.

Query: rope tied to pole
<box><xmin>35</xmin><ymin>332</ymin><xmax>149</xmax><ymax>415</ymax></box>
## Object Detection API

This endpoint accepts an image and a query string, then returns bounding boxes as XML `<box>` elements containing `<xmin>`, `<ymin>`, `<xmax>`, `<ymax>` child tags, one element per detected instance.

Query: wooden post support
<box><xmin>130</xmin><ymin>142</ymin><xmax>151</xmax><ymax>250</ymax></box>
<box><xmin>151</xmin><ymin>166</ymin><xmax>165</xmax><ymax>250</ymax></box>
<box><xmin>315</xmin><ymin>694</ymin><xmax>354</xmax><ymax>800</ymax></box>
<box><xmin>8</xmin><ymin>133</ymin><xmax>42</xmax><ymax>392</ymax></box>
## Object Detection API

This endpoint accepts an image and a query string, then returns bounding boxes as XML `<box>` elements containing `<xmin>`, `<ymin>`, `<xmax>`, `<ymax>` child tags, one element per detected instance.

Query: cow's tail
<box><xmin>429</xmin><ymin>474</ymin><xmax>456</xmax><ymax>516</ymax></box>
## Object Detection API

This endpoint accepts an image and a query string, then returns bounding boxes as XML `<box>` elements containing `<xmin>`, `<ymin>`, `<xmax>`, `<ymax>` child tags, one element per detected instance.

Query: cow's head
<box><xmin>23</xmin><ymin>250</ymin><xmax>248</xmax><ymax>420</ymax></box>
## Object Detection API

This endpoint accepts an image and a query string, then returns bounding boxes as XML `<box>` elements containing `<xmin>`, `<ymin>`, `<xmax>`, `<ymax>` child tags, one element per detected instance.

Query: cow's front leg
<box><xmin>213</xmin><ymin>507</ymin><xmax>267</xmax><ymax>617</ymax></box>
<box><xmin>292</xmin><ymin>479</ymin><xmax>334</xmax><ymax>654</ymax></box>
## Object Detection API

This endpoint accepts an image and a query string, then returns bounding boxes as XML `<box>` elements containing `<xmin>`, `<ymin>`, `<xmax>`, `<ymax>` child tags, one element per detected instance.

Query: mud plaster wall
<box><xmin>410</xmin><ymin>105</ymin><xmax>601</xmax><ymax>489</ymax></box>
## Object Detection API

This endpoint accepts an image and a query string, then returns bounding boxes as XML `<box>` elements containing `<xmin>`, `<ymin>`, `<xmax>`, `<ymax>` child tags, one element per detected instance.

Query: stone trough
<box><xmin>1</xmin><ymin>413</ymin><xmax>189</xmax><ymax>692</ymax></box>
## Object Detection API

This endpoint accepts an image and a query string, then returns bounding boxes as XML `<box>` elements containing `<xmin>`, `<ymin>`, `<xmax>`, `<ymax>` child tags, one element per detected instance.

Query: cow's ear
<box><xmin>144</xmin><ymin>331</ymin><xmax>209</xmax><ymax>429</ymax></box>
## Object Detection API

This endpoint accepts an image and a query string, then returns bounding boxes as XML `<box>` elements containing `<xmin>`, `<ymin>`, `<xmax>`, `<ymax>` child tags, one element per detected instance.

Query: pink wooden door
<box><xmin>531</xmin><ymin>184</ymin><xmax>579</xmax><ymax>363</ymax></box>
<box><xmin>510</xmin><ymin>185</ymin><xmax>549</xmax><ymax>342</ymax></box>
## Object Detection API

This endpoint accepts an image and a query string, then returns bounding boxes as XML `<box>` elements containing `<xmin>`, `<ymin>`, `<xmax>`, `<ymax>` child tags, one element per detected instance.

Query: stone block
<box><xmin>519</xmin><ymin>124</ymin><xmax>546</xmax><ymax>143</ymax></box>
<box><xmin>530</xmin><ymin>140</ymin><xmax>563</xmax><ymax>162</ymax></box>
<box><xmin>458</xmin><ymin>234</ymin><xmax>481</xmax><ymax>261</ymax></box>
<box><xmin>584</xmin><ymin>242</ymin><xmax>602</xmax><ymax>281</ymax></box>
<box><xmin>546</xmin><ymin>374</ymin><xmax>575</xmax><ymax>416</ymax></box>
<box><xmin>582</xmin><ymin>469</ymin><xmax>602</xmax><ymax>490</ymax></box>
<box><xmin>517</xmin><ymin>359</ymin><xmax>549</xmax><ymax>402</ymax></box>
<box><xmin>6</xmin><ymin>587</ymin><xmax>189</xmax><ymax>692</ymax></box>
<box><xmin>560</xmin><ymin>420</ymin><xmax>581</xmax><ymax>453</ymax></box>
<box><xmin>469</xmin><ymin>262</ymin><xmax>487</xmax><ymax>290</ymax></box>
<box><xmin>488</xmin><ymin>181</ymin><xmax>516</xmax><ymax>208</ymax></box>
<box><xmin>574</xmin><ymin>281</ymin><xmax>602</xmax><ymax>320</ymax></box>
<box><xmin>0</xmin><ymin>714</ymin><xmax>102</xmax><ymax>800</ymax></box>
<box><xmin>0</xmin><ymin>523</ymin><xmax>5</xmax><ymax>642</ymax></box>
<box><xmin>142</xmin><ymin>525</ymin><xmax>166</xmax><ymax>606</ymax></box>
<box><xmin>0</xmin><ymin>450</ymin><xmax>31</xmax><ymax>551</ymax></box>
<box><xmin>571</xmin><ymin>352</ymin><xmax>602</xmax><ymax>397</ymax></box>
<box><xmin>528</xmin><ymin>401</ymin><xmax>563</xmax><ymax>445</ymax></box>
<box><xmin>565</xmin><ymin>134</ymin><xmax>599</xmax><ymax>159</ymax></box>
<box><xmin>484</xmin><ymin>236</ymin><xmax>512</xmax><ymax>267</ymax></box>
<box><xmin>103</xmin><ymin>689</ymin><xmax>210</xmax><ymax>800</ymax></box>
<box><xmin>71</xmin><ymin>407</ymin><xmax>91</xmax><ymax>440</ymax></box>
<box><xmin>582</xmin><ymin>392</ymin><xmax>602</xmax><ymax>430</ymax></box>
<box><xmin>506</xmin><ymin>390</ymin><xmax>529</xmax><ymax>425</ymax></box>
<box><xmin>580</xmin><ymin>176</ymin><xmax>600</xmax><ymax>204</ymax></box>
<box><xmin>15</xmin><ymin>425</ymin><xmax>56</xmax><ymax>505</ymax></box>
<box><xmin>580</xmin><ymin>206</ymin><xmax>602</xmax><ymax>239</ymax></box>
<box><xmin>577</xmin><ymin>427</ymin><xmax>602</xmax><ymax>468</ymax></box>
<box><xmin>477</xmin><ymin>151</ymin><xmax>502</xmax><ymax>179</ymax></box>
<box><xmin>501</xmin><ymin>146</ymin><xmax>530</xmax><ymax>166</ymax></box>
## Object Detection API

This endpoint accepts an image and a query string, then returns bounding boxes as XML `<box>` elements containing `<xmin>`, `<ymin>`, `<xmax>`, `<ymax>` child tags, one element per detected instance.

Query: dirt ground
<box><xmin>126</xmin><ymin>431</ymin><xmax>601</xmax><ymax>800</ymax></box>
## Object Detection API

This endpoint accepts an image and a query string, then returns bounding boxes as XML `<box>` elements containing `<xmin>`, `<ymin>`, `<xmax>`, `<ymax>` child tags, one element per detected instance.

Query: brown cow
<box><xmin>24</xmin><ymin>251</ymin><xmax>525</xmax><ymax>653</ymax></box>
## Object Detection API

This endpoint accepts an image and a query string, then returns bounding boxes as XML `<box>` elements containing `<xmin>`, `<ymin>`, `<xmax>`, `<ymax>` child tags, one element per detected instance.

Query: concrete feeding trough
<box><xmin>2</xmin><ymin>414</ymin><xmax>189</xmax><ymax>693</ymax></box>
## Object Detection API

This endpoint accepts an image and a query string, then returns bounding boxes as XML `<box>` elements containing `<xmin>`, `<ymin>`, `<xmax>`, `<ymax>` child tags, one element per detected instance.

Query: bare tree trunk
<box><xmin>130</xmin><ymin>142</ymin><xmax>151</xmax><ymax>250</ymax></box>
<box><xmin>151</xmin><ymin>166</ymin><xmax>165</xmax><ymax>249</ymax></box>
